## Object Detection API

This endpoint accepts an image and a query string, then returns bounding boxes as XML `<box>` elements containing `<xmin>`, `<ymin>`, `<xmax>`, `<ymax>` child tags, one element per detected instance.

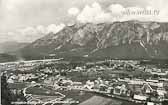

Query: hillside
<box><xmin>19</xmin><ymin>21</ymin><xmax>168</xmax><ymax>60</ymax></box>
<box><xmin>0</xmin><ymin>41</ymin><xmax>29</xmax><ymax>53</ymax></box>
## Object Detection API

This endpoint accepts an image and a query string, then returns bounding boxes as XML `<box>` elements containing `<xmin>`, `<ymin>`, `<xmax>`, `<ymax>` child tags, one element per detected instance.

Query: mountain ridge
<box><xmin>0</xmin><ymin>41</ymin><xmax>29</xmax><ymax>53</ymax></box>
<box><xmin>19</xmin><ymin>21</ymin><xmax>168</xmax><ymax>60</ymax></box>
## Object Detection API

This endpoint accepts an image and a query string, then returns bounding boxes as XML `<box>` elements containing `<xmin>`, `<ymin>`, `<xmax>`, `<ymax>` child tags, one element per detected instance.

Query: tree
<box><xmin>162</xmin><ymin>100</ymin><xmax>168</xmax><ymax>105</ymax></box>
<box><xmin>153</xmin><ymin>74</ymin><xmax>159</xmax><ymax>78</ymax></box>
<box><xmin>1</xmin><ymin>72</ymin><xmax>12</xmax><ymax>105</ymax></box>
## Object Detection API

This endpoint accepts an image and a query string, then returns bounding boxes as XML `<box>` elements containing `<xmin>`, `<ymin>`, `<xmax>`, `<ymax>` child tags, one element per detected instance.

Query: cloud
<box><xmin>0</xmin><ymin>23</ymin><xmax>66</xmax><ymax>42</ymax></box>
<box><xmin>36</xmin><ymin>25</ymin><xmax>46</xmax><ymax>34</ymax></box>
<box><xmin>18</xmin><ymin>27</ymin><xmax>36</xmax><ymax>35</ymax></box>
<box><xmin>1</xmin><ymin>0</ymin><xmax>168</xmax><ymax>43</ymax></box>
<box><xmin>109</xmin><ymin>4</ymin><xmax>124</xmax><ymax>15</ymax></box>
<box><xmin>18</xmin><ymin>23</ymin><xmax>66</xmax><ymax>42</ymax></box>
<box><xmin>46</xmin><ymin>23</ymin><xmax>65</xmax><ymax>34</ymax></box>
<box><xmin>1</xmin><ymin>0</ymin><xmax>168</xmax><ymax>32</ymax></box>
<box><xmin>16</xmin><ymin>26</ymin><xmax>43</xmax><ymax>42</ymax></box>
<box><xmin>75</xmin><ymin>2</ymin><xmax>168</xmax><ymax>23</ymax></box>
<box><xmin>68</xmin><ymin>7</ymin><xmax>80</xmax><ymax>16</ymax></box>
<box><xmin>77</xmin><ymin>2</ymin><xmax>112</xmax><ymax>23</ymax></box>
<box><xmin>0</xmin><ymin>0</ymin><xmax>103</xmax><ymax>32</ymax></box>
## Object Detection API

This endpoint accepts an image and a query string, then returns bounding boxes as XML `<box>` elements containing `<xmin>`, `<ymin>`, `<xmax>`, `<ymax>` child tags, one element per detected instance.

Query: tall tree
<box><xmin>1</xmin><ymin>72</ymin><xmax>12</xmax><ymax>105</ymax></box>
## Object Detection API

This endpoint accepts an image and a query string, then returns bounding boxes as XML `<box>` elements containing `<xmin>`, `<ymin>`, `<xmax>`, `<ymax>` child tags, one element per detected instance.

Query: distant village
<box><xmin>1</xmin><ymin>59</ymin><xmax>168</xmax><ymax>105</ymax></box>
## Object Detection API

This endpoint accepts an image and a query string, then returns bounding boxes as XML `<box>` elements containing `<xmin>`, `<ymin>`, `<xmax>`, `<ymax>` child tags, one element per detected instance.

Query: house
<box><xmin>7</xmin><ymin>78</ymin><xmax>14</xmax><ymax>83</ymax></box>
<box><xmin>107</xmin><ymin>87</ymin><xmax>114</xmax><ymax>94</ymax></box>
<box><xmin>113</xmin><ymin>84</ymin><xmax>127</xmax><ymax>96</ymax></box>
<box><xmin>156</xmin><ymin>87</ymin><xmax>167</xmax><ymax>100</ymax></box>
<box><xmin>147</xmin><ymin>102</ymin><xmax>154</xmax><ymax>105</ymax></box>
<box><xmin>141</xmin><ymin>83</ymin><xmax>154</xmax><ymax>94</ymax></box>
<box><xmin>31</xmin><ymin>81</ymin><xmax>36</xmax><ymax>84</ymax></box>
<box><xmin>99</xmin><ymin>84</ymin><xmax>108</xmax><ymax>92</ymax></box>
<box><xmin>84</xmin><ymin>80</ymin><xmax>95</xmax><ymax>90</ymax></box>
<box><xmin>62</xmin><ymin>79</ymin><xmax>73</xmax><ymax>86</ymax></box>
<box><xmin>133</xmin><ymin>94</ymin><xmax>148</xmax><ymax>101</ymax></box>
<box><xmin>72</xmin><ymin>82</ymin><xmax>83</xmax><ymax>89</ymax></box>
<box><xmin>18</xmin><ymin>75</ymin><xmax>26</xmax><ymax>82</ymax></box>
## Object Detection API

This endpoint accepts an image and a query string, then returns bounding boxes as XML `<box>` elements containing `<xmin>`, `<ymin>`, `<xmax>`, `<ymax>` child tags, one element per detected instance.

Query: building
<box><xmin>113</xmin><ymin>84</ymin><xmax>127</xmax><ymax>96</ymax></box>
<box><xmin>133</xmin><ymin>94</ymin><xmax>148</xmax><ymax>101</ymax></box>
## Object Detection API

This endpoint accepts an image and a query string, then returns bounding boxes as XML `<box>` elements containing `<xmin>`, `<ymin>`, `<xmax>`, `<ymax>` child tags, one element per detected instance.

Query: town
<box><xmin>1</xmin><ymin>59</ymin><xmax>168</xmax><ymax>105</ymax></box>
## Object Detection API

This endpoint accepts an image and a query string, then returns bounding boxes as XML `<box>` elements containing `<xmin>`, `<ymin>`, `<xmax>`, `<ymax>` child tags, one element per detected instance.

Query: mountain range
<box><xmin>0</xmin><ymin>41</ymin><xmax>28</xmax><ymax>53</ymax></box>
<box><xmin>12</xmin><ymin>21</ymin><xmax>168</xmax><ymax>60</ymax></box>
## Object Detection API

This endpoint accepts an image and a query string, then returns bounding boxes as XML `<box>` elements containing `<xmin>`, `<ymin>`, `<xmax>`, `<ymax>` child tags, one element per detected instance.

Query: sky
<box><xmin>0</xmin><ymin>0</ymin><xmax>168</xmax><ymax>42</ymax></box>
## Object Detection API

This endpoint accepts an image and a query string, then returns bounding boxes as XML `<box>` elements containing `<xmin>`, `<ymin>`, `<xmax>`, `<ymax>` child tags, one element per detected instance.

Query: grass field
<box><xmin>79</xmin><ymin>95</ymin><xmax>143</xmax><ymax>105</ymax></box>
<box><xmin>26</xmin><ymin>85</ymin><xmax>63</xmax><ymax>97</ymax></box>
<box><xmin>56</xmin><ymin>89</ymin><xmax>94</xmax><ymax>103</ymax></box>
<box><xmin>79</xmin><ymin>96</ymin><xmax>122</xmax><ymax>105</ymax></box>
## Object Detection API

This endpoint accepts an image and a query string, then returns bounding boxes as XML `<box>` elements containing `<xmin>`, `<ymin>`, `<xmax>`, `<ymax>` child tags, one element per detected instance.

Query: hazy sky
<box><xmin>0</xmin><ymin>0</ymin><xmax>168</xmax><ymax>42</ymax></box>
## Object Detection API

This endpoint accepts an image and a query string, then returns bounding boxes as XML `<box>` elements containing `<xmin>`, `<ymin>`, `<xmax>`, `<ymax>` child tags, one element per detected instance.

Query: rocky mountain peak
<box><xmin>19</xmin><ymin>21</ymin><xmax>168</xmax><ymax>60</ymax></box>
